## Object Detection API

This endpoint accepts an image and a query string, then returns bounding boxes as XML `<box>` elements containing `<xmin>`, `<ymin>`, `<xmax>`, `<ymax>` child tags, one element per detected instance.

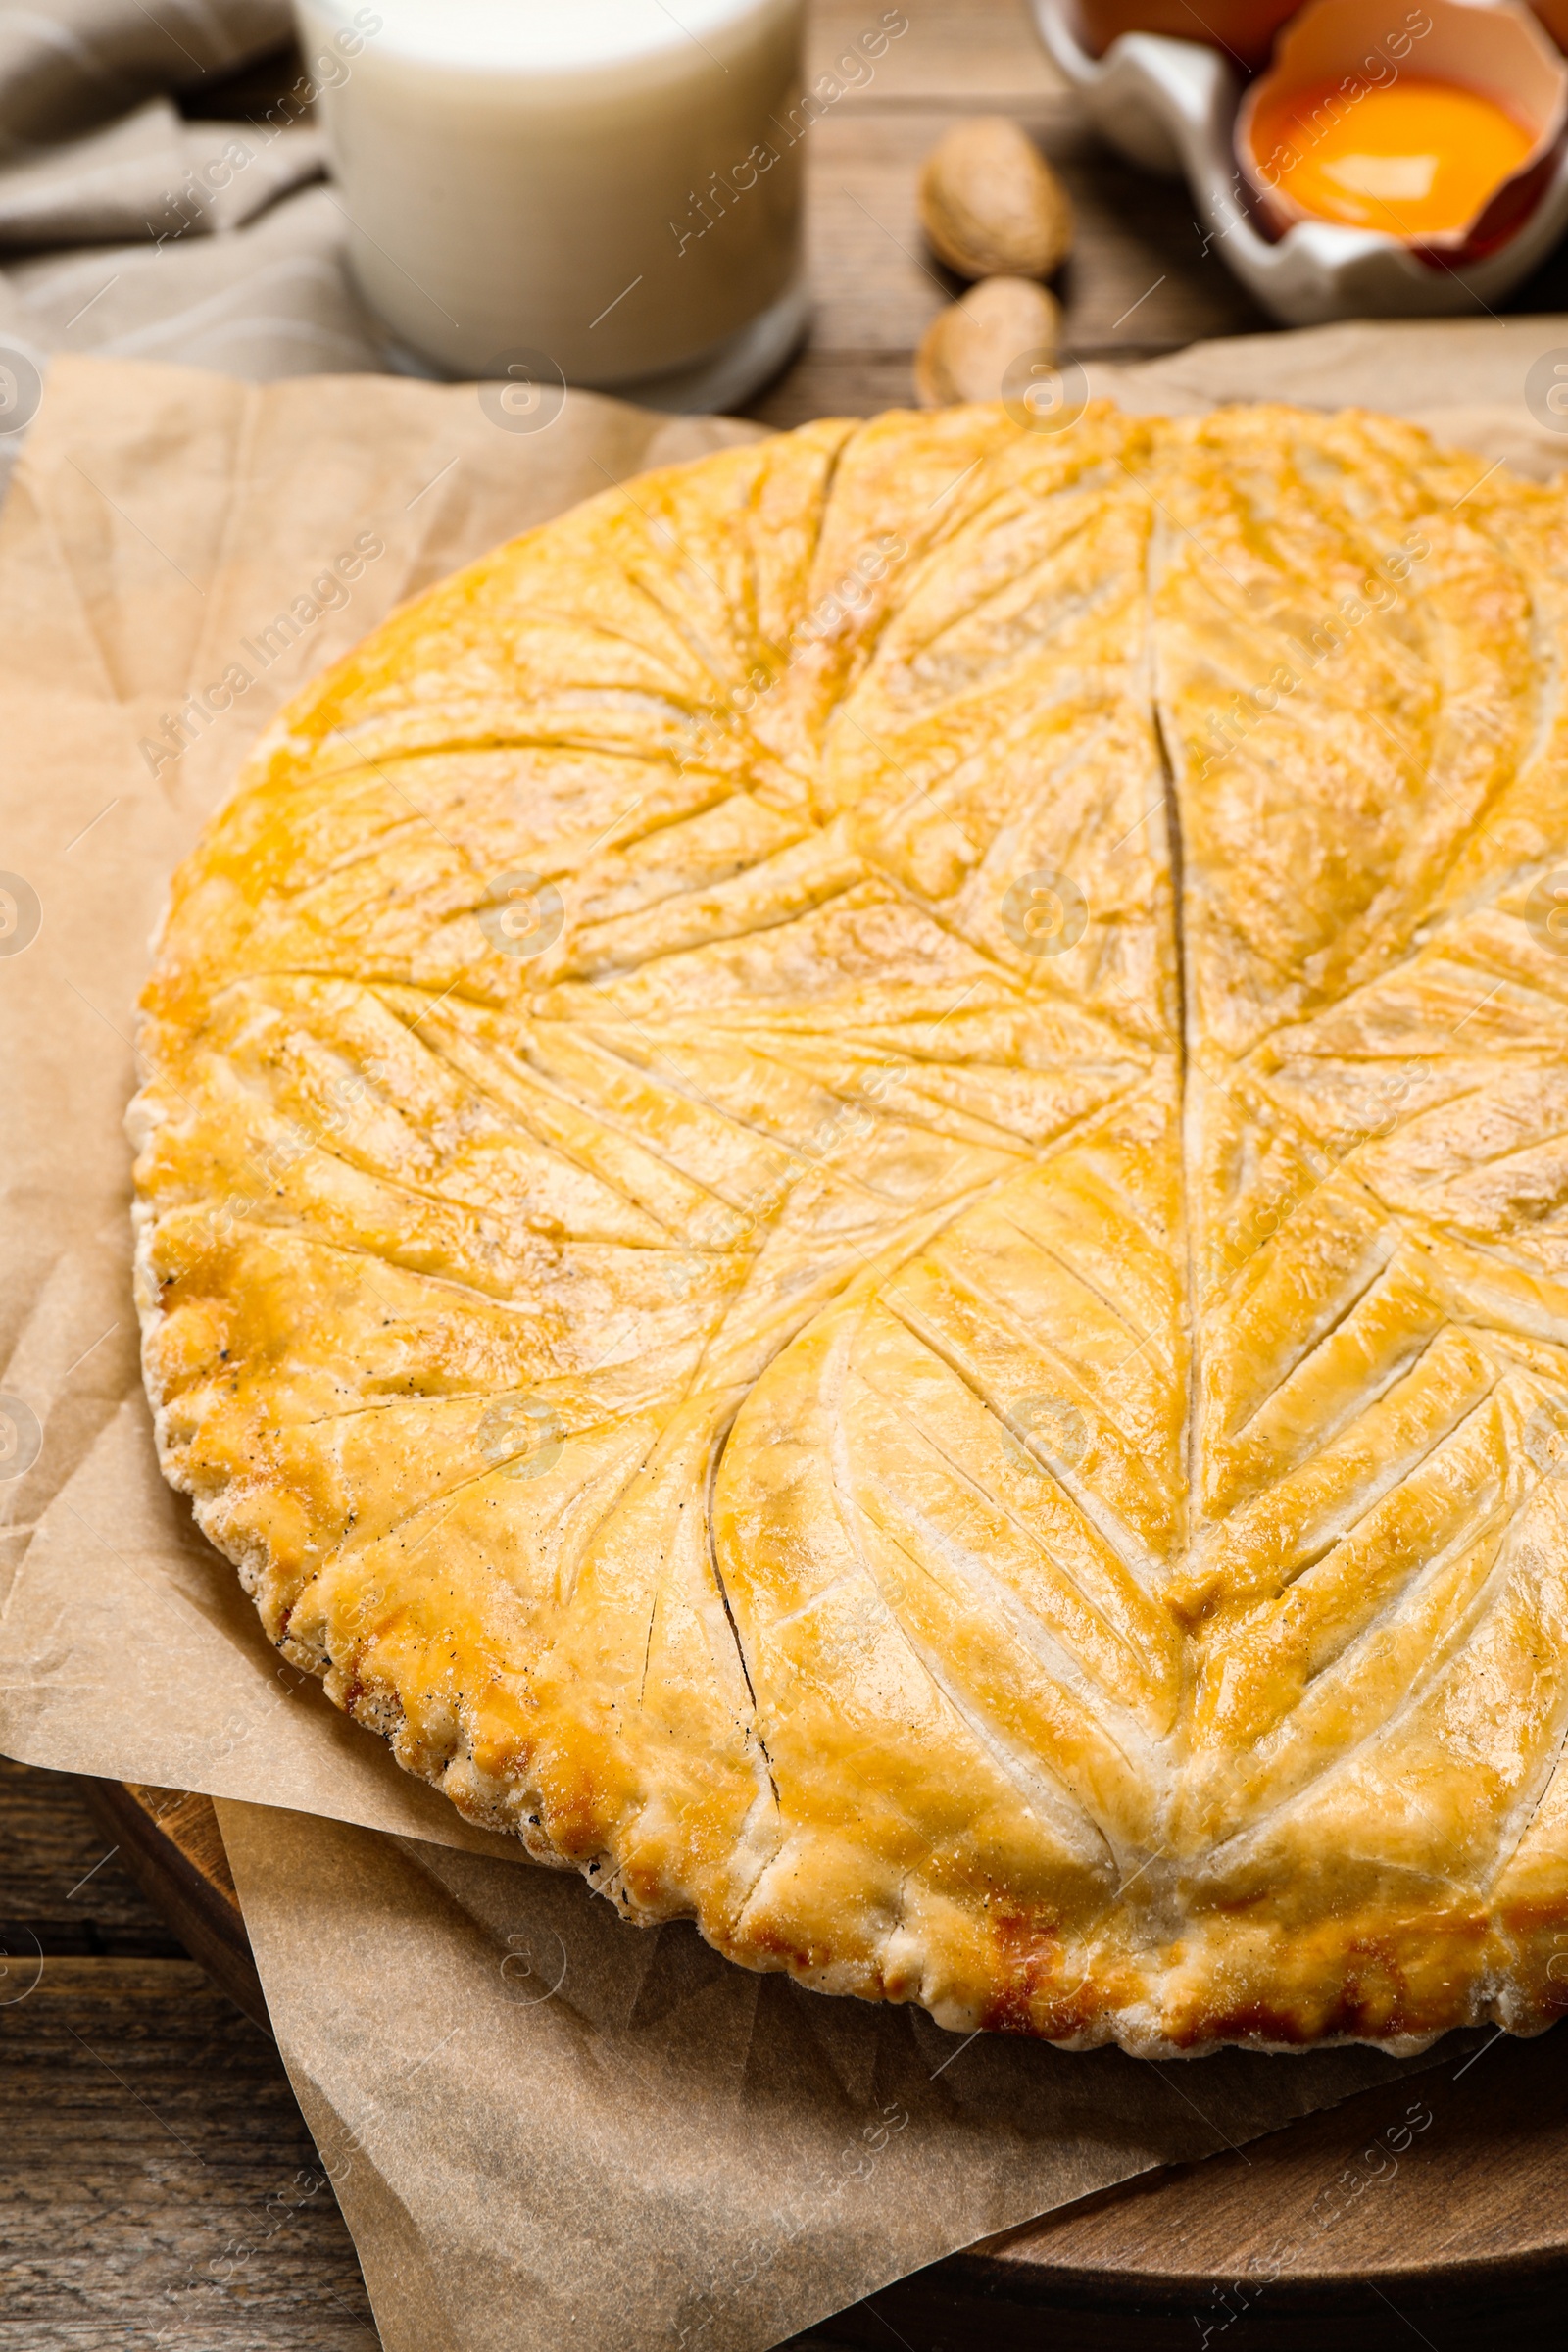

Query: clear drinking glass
<box><xmin>293</xmin><ymin>0</ymin><xmax>810</xmax><ymax>408</ymax></box>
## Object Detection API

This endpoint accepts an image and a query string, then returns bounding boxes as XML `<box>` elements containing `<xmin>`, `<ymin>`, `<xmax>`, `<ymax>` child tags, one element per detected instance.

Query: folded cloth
<box><xmin>0</xmin><ymin>96</ymin><xmax>322</xmax><ymax>246</ymax></box>
<box><xmin>0</xmin><ymin>0</ymin><xmax>385</xmax><ymax>416</ymax></box>
<box><xmin>9</xmin><ymin>177</ymin><xmax>381</xmax><ymax>371</ymax></box>
<box><xmin>0</xmin><ymin>0</ymin><xmax>293</xmax><ymax>146</ymax></box>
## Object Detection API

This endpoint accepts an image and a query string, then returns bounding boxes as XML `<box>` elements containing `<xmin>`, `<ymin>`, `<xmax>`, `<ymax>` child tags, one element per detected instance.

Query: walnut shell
<box><xmin>917</xmin><ymin>117</ymin><xmax>1073</xmax><ymax>281</ymax></box>
<box><xmin>913</xmin><ymin>276</ymin><xmax>1063</xmax><ymax>409</ymax></box>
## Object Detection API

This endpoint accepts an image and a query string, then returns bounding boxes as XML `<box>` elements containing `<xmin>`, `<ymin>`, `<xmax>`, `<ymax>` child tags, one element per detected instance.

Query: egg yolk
<box><xmin>1249</xmin><ymin>77</ymin><xmax>1535</xmax><ymax>236</ymax></box>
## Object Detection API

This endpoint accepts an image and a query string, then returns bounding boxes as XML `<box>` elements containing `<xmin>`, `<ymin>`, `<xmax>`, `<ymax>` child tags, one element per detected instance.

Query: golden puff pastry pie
<box><xmin>132</xmin><ymin>403</ymin><xmax>1568</xmax><ymax>2055</ymax></box>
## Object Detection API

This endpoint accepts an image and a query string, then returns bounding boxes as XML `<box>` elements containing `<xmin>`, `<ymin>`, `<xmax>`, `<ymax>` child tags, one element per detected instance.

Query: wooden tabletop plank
<box><xmin>0</xmin><ymin>1759</ymin><xmax>378</xmax><ymax>2351</ymax></box>
<box><xmin>0</xmin><ymin>1753</ymin><xmax>185</xmax><ymax>1958</ymax></box>
<box><xmin>806</xmin><ymin>0</ymin><xmax>1066</xmax><ymax>103</ymax></box>
<box><xmin>989</xmin><ymin>2029</ymin><xmax>1568</xmax><ymax>2283</ymax></box>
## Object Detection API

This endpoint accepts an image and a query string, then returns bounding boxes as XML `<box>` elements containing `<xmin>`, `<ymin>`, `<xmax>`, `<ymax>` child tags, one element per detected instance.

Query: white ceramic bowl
<box><xmin>1031</xmin><ymin>0</ymin><xmax>1568</xmax><ymax>325</ymax></box>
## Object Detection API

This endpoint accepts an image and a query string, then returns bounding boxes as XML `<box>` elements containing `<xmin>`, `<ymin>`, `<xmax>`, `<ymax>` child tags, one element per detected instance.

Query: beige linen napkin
<box><xmin>0</xmin><ymin>0</ymin><xmax>381</xmax><ymax>392</ymax></box>
<box><xmin>0</xmin><ymin>96</ymin><xmax>322</xmax><ymax>248</ymax></box>
<box><xmin>0</xmin><ymin>0</ymin><xmax>291</xmax><ymax>147</ymax></box>
<box><xmin>6</xmin><ymin>180</ymin><xmax>380</xmax><ymax>382</ymax></box>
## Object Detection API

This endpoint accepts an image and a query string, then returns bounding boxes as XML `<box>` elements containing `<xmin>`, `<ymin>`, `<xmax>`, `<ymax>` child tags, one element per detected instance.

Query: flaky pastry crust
<box><xmin>131</xmin><ymin>404</ymin><xmax>1568</xmax><ymax>2053</ymax></box>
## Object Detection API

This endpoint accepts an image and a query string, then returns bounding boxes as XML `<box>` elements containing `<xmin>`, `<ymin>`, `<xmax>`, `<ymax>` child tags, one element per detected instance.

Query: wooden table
<box><xmin>11</xmin><ymin>3</ymin><xmax>1568</xmax><ymax>2345</ymax></box>
<box><xmin>0</xmin><ymin>1755</ymin><xmax>378</xmax><ymax>2350</ymax></box>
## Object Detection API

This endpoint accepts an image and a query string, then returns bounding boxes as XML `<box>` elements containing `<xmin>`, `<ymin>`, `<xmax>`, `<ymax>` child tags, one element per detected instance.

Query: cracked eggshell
<box><xmin>1237</xmin><ymin>0</ymin><xmax>1568</xmax><ymax>259</ymax></box>
<box><xmin>1031</xmin><ymin>0</ymin><xmax>1568</xmax><ymax>321</ymax></box>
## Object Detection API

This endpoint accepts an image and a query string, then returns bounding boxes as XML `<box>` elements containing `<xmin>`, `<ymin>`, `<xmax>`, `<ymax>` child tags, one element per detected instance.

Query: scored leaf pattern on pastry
<box><xmin>131</xmin><ymin>405</ymin><xmax>1568</xmax><ymax>2052</ymax></box>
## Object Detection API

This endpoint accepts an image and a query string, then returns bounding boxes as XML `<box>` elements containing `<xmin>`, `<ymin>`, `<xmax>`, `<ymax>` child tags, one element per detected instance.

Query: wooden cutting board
<box><xmin>85</xmin><ymin>1776</ymin><xmax>1568</xmax><ymax>2351</ymax></box>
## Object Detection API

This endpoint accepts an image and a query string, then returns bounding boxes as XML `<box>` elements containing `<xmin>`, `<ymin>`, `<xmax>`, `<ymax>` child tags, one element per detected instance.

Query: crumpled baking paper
<box><xmin>1</xmin><ymin>329</ymin><xmax>1558</xmax><ymax>2350</ymax></box>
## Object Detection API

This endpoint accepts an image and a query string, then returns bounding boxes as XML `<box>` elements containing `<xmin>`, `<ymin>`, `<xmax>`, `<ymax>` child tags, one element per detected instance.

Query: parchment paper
<box><xmin>0</xmin><ymin>324</ymin><xmax>1558</xmax><ymax>2350</ymax></box>
<box><xmin>215</xmin><ymin>1799</ymin><xmax>1450</xmax><ymax>2352</ymax></box>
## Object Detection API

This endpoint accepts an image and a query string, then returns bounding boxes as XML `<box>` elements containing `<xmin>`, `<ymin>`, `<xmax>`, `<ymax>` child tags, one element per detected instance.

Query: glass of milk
<box><xmin>293</xmin><ymin>0</ymin><xmax>809</xmax><ymax>408</ymax></box>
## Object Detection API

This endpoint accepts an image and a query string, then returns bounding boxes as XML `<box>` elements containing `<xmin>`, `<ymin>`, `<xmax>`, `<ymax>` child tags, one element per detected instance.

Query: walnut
<box><xmin>917</xmin><ymin>117</ymin><xmax>1073</xmax><ymax>281</ymax></box>
<box><xmin>913</xmin><ymin>276</ymin><xmax>1063</xmax><ymax>409</ymax></box>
